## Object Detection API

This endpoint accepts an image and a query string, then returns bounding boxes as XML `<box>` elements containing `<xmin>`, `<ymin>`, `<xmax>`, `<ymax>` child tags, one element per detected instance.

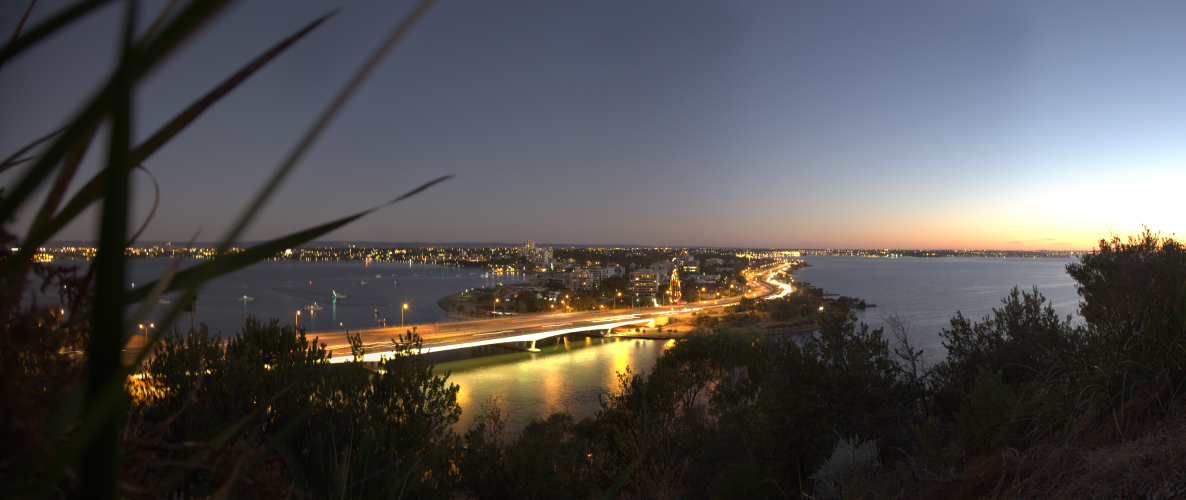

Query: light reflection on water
<box><xmin>436</xmin><ymin>335</ymin><xmax>672</xmax><ymax>435</ymax></box>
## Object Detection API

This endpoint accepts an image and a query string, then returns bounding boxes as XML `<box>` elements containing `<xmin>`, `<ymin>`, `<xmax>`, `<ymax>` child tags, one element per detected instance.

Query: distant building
<box><xmin>630</xmin><ymin>269</ymin><xmax>660</xmax><ymax>298</ymax></box>
<box><xmin>706</xmin><ymin>258</ymin><xmax>723</xmax><ymax>266</ymax></box>
<box><xmin>650</xmin><ymin>261</ymin><xmax>675</xmax><ymax>280</ymax></box>
<box><xmin>571</xmin><ymin>269</ymin><xmax>594</xmax><ymax>292</ymax></box>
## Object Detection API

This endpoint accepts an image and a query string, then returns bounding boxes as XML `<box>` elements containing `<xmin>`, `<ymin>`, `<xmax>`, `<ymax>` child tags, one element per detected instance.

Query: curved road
<box><xmin>312</xmin><ymin>262</ymin><xmax>793</xmax><ymax>358</ymax></box>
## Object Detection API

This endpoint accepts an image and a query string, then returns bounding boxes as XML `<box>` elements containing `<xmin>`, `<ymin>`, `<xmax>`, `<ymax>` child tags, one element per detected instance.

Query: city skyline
<box><xmin>2</xmin><ymin>1</ymin><xmax>1183</xmax><ymax>250</ymax></box>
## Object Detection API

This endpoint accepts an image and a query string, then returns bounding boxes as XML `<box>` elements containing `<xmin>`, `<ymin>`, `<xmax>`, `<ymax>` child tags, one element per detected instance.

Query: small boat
<box><xmin>375</xmin><ymin>274</ymin><xmax>382</xmax><ymax>278</ymax></box>
<box><xmin>359</xmin><ymin>280</ymin><xmax>368</xmax><ymax>286</ymax></box>
<box><xmin>333</xmin><ymin>290</ymin><xmax>347</xmax><ymax>299</ymax></box>
<box><xmin>158</xmin><ymin>298</ymin><xmax>171</xmax><ymax>305</ymax></box>
<box><xmin>240</xmin><ymin>295</ymin><xmax>254</xmax><ymax>301</ymax></box>
<box><xmin>304</xmin><ymin>302</ymin><xmax>323</xmax><ymax>312</ymax></box>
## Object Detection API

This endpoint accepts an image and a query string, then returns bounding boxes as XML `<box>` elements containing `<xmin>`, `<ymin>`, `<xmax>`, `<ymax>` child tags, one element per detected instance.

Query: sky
<box><xmin>1</xmin><ymin>0</ymin><xmax>1183</xmax><ymax>250</ymax></box>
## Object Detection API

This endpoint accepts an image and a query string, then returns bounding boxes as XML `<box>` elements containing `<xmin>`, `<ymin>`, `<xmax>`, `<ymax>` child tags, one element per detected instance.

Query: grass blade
<box><xmin>5</xmin><ymin>0</ymin><xmax>38</xmax><ymax>46</ymax></box>
<box><xmin>0</xmin><ymin>0</ymin><xmax>234</xmax><ymax>225</ymax></box>
<box><xmin>131</xmin><ymin>10</ymin><xmax>336</xmax><ymax>163</ymax></box>
<box><xmin>83</xmin><ymin>2</ymin><xmax>135</xmax><ymax>497</ymax></box>
<box><xmin>124</xmin><ymin>164</ymin><xmax>160</xmax><ymax>245</ymax></box>
<box><xmin>0</xmin><ymin>125</ymin><xmax>65</xmax><ymax>173</ymax></box>
<box><xmin>218</xmin><ymin>0</ymin><xmax>437</xmax><ymax>248</ymax></box>
<box><xmin>122</xmin><ymin>175</ymin><xmax>452</xmax><ymax>306</ymax></box>
<box><xmin>0</xmin><ymin>0</ymin><xmax>113</xmax><ymax>69</ymax></box>
<box><xmin>7</xmin><ymin>11</ymin><xmax>336</xmax><ymax>266</ymax></box>
<box><xmin>29</xmin><ymin>123</ymin><xmax>97</xmax><ymax>232</ymax></box>
<box><xmin>602</xmin><ymin>453</ymin><xmax>644</xmax><ymax>500</ymax></box>
<box><xmin>138</xmin><ymin>0</ymin><xmax>180</xmax><ymax>43</ymax></box>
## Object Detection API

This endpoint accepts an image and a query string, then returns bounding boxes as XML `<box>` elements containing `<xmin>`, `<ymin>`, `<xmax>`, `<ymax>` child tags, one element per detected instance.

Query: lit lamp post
<box><xmin>615</xmin><ymin>291</ymin><xmax>620</xmax><ymax>310</ymax></box>
<box><xmin>295</xmin><ymin>310</ymin><xmax>300</xmax><ymax>328</ymax></box>
<box><xmin>402</xmin><ymin>303</ymin><xmax>408</xmax><ymax>327</ymax></box>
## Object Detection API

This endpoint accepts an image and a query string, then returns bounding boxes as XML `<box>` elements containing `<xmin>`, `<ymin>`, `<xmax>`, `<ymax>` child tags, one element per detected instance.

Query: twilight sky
<box><xmin>2</xmin><ymin>0</ymin><xmax>1183</xmax><ymax>250</ymax></box>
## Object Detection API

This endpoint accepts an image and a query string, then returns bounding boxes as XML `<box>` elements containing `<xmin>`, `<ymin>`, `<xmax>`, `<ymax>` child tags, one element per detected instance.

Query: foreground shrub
<box><xmin>930</xmin><ymin>286</ymin><xmax>1073</xmax><ymax>419</ymax></box>
<box><xmin>129</xmin><ymin>318</ymin><xmax>460</xmax><ymax>498</ymax></box>
<box><xmin>810</xmin><ymin>436</ymin><xmax>881</xmax><ymax>500</ymax></box>
<box><xmin>1051</xmin><ymin>228</ymin><xmax>1186</xmax><ymax>442</ymax></box>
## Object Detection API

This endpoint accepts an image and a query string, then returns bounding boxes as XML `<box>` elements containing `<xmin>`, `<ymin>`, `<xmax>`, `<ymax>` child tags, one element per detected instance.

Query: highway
<box><xmin>309</xmin><ymin>261</ymin><xmax>794</xmax><ymax>362</ymax></box>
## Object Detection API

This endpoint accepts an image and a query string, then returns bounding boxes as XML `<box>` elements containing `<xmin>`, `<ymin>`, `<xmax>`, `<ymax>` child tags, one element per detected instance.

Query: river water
<box><xmin>791</xmin><ymin>255</ymin><xmax>1082</xmax><ymax>365</ymax></box>
<box><xmin>112</xmin><ymin>258</ymin><xmax>510</xmax><ymax>333</ymax></box>
<box><xmin>46</xmin><ymin>255</ymin><xmax>1083</xmax><ymax>434</ymax></box>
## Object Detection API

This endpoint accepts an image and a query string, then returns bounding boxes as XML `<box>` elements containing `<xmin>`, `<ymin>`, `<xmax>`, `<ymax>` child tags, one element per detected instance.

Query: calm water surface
<box><xmin>437</xmin><ymin>336</ymin><xmax>671</xmax><ymax>434</ymax></box>
<box><xmin>109</xmin><ymin>258</ymin><xmax>509</xmax><ymax>334</ymax></box>
<box><xmin>792</xmin><ymin>256</ymin><xmax>1082</xmax><ymax>363</ymax></box>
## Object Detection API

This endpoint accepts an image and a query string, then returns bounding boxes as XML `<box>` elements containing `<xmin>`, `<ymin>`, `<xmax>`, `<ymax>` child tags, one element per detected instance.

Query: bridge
<box><xmin>345</xmin><ymin>314</ymin><xmax>661</xmax><ymax>362</ymax></box>
<box><xmin>312</xmin><ymin>261</ymin><xmax>794</xmax><ymax>364</ymax></box>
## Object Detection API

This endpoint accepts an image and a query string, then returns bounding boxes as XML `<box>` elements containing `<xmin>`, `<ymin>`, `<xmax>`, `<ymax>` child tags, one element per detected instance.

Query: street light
<box><xmin>615</xmin><ymin>291</ymin><xmax>620</xmax><ymax>310</ymax></box>
<box><xmin>295</xmin><ymin>310</ymin><xmax>299</xmax><ymax>328</ymax></box>
<box><xmin>402</xmin><ymin>303</ymin><xmax>408</xmax><ymax>327</ymax></box>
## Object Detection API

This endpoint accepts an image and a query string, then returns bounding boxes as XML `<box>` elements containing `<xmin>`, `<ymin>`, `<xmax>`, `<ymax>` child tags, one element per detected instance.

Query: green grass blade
<box><xmin>0</xmin><ymin>0</ymin><xmax>234</xmax><ymax>225</ymax></box>
<box><xmin>0</xmin><ymin>85</ymin><xmax>112</xmax><ymax>227</ymax></box>
<box><xmin>29</xmin><ymin>122</ymin><xmax>97</xmax><ymax>232</ymax></box>
<box><xmin>131</xmin><ymin>10</ymin><xmax>336</xmax><ymax>164</ymax></box>
<box><xmin>83</xmin><ymin>1</ymin><xmax>136</xmax><ymax>497</ymax></box>
<box><xmin>4</xmin><ymin>0</ymin><xmax>38</xmax><ymax>47</ymax></box>
<box><xmin>122</xmin><ymin>175</ymin><xmax>452</xmax><ymax>305</ymax></box>
<box><xmin>601</xmin><ymin>453</ymin><xmax>644</xmax><ymax>500</ymax></box>
<box><xmin>7</xmin><ymin>11</ymin><xmax>336</xmax><ymax>265</ymax></box>
<box><xmin>0</xmin><ymin>0</ymin><xmax>113</xmax><ymax>68</ymax></box>
<box><xmin>0</xmin><ymin>125</ymin><xmax>65</xmax><ymax>173</ymax></box>
<box><xmin>24</xmin><ymin>370</ymin><xmax>129</xmax><ymax>500</ymax></box>
<box><xmin>218</xmin><ymin>0</ymin><xmax>437</xmax><ymax>248</ymax></box>
<box><xmin>124</xmin><ymin>164</ymin><xmax>160</xmax><ymax>245</ymax></box>
<box><xmin>133</xmin><ymin>0</ymin><xmax>232</xmax><ymax>69</ymax></box>
<box><xmin>138</xmin><ymin>0</ymin><xmax>180</xmax><ymax>43</ymax></box>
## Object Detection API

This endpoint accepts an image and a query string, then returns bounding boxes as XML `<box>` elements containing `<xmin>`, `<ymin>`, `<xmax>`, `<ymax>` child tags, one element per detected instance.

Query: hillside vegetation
<box><xmin>3</xmin><ymin>229</ymin><xmax>1183</xmax><ymax>498</ymax></box>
